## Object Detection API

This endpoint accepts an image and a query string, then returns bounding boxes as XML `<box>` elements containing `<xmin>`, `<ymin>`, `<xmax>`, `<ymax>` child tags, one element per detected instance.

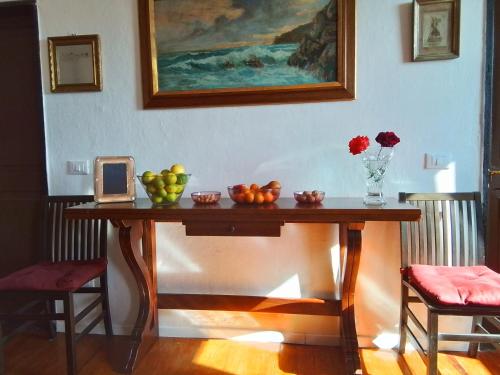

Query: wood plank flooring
<box><xmin>2</xmin><ymin>333</ymin><xmax>500</xmax><ymax>374</ymax></box>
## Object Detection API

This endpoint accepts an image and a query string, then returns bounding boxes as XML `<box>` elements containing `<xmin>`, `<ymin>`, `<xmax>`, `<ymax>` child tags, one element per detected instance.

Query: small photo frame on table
<box><xmin>94</xmin><ymin>156</ymin><xmax>136</xmax><ymax>203</ymax></box>
<box><xmin>413</xmin><ymin>0</ymin><xmax>460</xmax><ymax>61</ymax></box>
<box><xmin>48</xmin><ymin>34</ymin><xmax>102</xmax><ymax>92</ymax></box>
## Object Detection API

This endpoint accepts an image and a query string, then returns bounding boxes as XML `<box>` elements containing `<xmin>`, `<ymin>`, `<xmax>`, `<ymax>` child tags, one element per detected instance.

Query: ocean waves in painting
<box><xmin>157</xmin><ymin>44</ymin><xmax>321</xmax><ymax>91</ymax></box>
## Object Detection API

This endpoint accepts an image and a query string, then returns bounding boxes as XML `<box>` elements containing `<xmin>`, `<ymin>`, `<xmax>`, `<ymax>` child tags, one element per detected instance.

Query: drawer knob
<box><xmin>229</xmin><ymin>225</ymin><xmax>236</xmax><ymax>233</ymax></box>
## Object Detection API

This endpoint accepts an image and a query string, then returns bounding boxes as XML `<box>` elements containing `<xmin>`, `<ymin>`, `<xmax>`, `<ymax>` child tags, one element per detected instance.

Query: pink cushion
<box><xmin>408</xmin><ymin>265</ymin><xmax>500</xmax><ymax>307</ymax></box>
<box><xmin>0</xmin><ymin>258</ymin><xmax>107</xmax><ymax>292</ymax></box>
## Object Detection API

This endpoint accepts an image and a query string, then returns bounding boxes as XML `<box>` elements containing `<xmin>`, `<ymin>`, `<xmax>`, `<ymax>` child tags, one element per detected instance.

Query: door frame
<box><xmin>483</xmin><ymin>0</ymin><xmax>500</xmax><ymax>271</ymax></box>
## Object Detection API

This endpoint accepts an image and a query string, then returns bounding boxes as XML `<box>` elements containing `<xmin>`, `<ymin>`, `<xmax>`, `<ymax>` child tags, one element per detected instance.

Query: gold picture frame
<box><xmin>48</xmin><ymin>34</ymin><xmax>102</xmax><ymax>92</ymax></box>
<box><xmin>413</xmin><ymin>0</ymin><xmax>460</xmax><ymax>62</ymax></box>
<box><xmin>138</xmin><ymin>0</ymin><xmax>356</xmax><ymax>109</ymax></box>
<box><xmin>94</xmin><ymin>156</ymin><xmax>136</xmax><ymax>203</ymax></box>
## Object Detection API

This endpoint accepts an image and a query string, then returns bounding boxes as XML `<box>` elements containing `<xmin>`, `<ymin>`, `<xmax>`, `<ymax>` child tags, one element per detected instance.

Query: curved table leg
<box><xmin>109</xmin><ymin>220</ymin><xmax>158</xmax><ymax>373</ymax></box>
<box><xmin>340</xmin><ymin>223</ymin><xmax>364</xmax><ymax>375</ymax></box>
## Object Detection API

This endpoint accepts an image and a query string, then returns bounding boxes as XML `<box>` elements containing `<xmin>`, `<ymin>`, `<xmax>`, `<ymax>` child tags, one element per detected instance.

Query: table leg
<box><xmin>109</xmin><ymin>220</ymin><xmax>158</xmax><ymax>373</ymax></box>
<box><xmin>340</xmin><ymin>223</ymin><xmax>364</xmax><ymax>375</ymax></box>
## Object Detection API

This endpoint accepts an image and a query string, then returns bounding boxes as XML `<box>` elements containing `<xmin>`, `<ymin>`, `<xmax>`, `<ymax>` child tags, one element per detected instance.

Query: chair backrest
<box><xmin>399</xmin><ymin>192</ymin><xmax>484</xmax><ymax>268</ymax></box>
<box><xmin>43</xmin><ymin>195</ymin><xmax>107</xmax><ymax>262</ymax></box>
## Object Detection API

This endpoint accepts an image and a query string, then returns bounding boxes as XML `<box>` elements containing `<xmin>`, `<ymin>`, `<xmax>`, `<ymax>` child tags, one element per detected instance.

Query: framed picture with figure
<box><xmin>413</xmin><ymin>0</ymin><xmax>460</xmax><ymax>61</ymax></box>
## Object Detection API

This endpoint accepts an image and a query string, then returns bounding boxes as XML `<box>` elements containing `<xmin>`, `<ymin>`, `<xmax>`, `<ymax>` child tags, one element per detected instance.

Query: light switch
<box><xmin>425</xmin><ymin>153</ymin><xmax>451</xmax><ymax>170</ymax></box>
<box><xmin>67</xmin><ymin>160</ymin><xmax>90</xmax><ymax>175</ymax></box>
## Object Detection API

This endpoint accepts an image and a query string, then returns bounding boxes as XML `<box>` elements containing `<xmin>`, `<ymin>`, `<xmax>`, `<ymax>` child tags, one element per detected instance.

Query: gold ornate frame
<box><xmin>138</xmin><ymin>0</ymin><xmax>356</xmax><ymax>109</ymax></box>
<box><xmin>413</xmin><ymin>0</ymin><xmax>460</xmax><ymax>62</ymax></box>
<box><xmin>48</xmin><ymin>34</ymin><xmax>102</xmax><ymax>93</ymax></box>
<box><xmin>94</xmin><ymin>156</ymin><xmax>136</xmax><ymax>203</ymax></box>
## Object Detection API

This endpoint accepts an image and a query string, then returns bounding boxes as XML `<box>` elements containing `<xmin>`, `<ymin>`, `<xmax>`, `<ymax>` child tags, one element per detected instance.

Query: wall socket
<box><xmin>425</xmin><ymin>153</ymin><xmax>451</xmax><ymax>170</ymax></box>
<box><xmin>67</xmin><ymin>160</ymin><xmax>90</xmax><ymax>175</ymax></box>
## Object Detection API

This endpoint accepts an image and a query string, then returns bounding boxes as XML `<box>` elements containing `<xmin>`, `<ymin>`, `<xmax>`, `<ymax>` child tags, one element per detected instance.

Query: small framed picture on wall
<box><xmin>48</xmin><ymin>34</ymin><xmax>102</xmax><ymax>92</ymax></box>
<box><xmin>413</xmin><ymin>0</ymin><xmax>460</xmax><ymax>61</ymax></box>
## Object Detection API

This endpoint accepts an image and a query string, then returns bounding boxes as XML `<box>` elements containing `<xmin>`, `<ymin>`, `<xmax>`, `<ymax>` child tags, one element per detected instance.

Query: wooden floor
<box><xmin>2</xmin><ymin>333</ymin><xmax>500</xmax><ymax>374</ymax></box>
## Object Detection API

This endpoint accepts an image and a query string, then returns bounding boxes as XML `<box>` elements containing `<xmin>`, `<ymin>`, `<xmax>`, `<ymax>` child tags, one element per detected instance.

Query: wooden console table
<box><xmin>65</xmin><ymin>197</ymin><xmax>420</xmax><ymax>375</ymax></box>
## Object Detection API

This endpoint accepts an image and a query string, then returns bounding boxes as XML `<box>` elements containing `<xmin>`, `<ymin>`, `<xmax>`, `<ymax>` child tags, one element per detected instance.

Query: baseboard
<box><xmin>57</xmin><ymin>321</ymin><xmax>341</xmax><ymax>346</ymax></box>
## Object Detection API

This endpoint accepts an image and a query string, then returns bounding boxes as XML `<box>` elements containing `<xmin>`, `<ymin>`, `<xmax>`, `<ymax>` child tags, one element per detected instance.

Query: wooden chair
<box><xmin>0</xmin><ymin>195</ymin><xmax>112</xmax><ymax>375</ymax></box>
<box><xmin>398</xmin><ymin>192</ymin><xmax>500</xmax><ymax>375</ymax></box>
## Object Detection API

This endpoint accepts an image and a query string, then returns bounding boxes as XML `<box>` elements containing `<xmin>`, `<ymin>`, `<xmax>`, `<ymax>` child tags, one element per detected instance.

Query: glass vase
<box><xmin>361</xmin><ymin>147</ymin><xmax>394</xmax><ymax>206</ymax></box>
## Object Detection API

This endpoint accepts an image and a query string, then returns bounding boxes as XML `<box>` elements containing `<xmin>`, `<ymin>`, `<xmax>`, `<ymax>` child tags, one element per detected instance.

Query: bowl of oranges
<box><xmin>138</xmin><ymin>164</ymin><xmax>189</xmax><ymax>205</ymax></box>
<box><xmin>228</xmin><ymin>181</ymin><xmax>281</xmax><ymax>205</ymax></box>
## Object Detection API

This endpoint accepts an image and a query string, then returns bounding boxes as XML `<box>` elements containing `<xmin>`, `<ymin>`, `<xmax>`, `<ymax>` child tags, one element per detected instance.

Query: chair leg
<box><xmin>46</xmin><ymin>299</ymin><xmax>57</xmax><ymax>340</ymax></box>
<box><xmin>427</xmin><ymin>311</ymin><xmax>439</xmax><ymax>375</ymax></box>
<box><xmin>63</xmin><ymin>293</ymin><xmax>77</xmax><ymax>375</ymax></box>
<box><xmin>398</xmin><ymin>282</ymin><xmax>409</xmax><ymax>354</ymax></box>
<box><xmin>100</xmin><ymin>274</ymin><xmax>113</xmax><ymax>337</ymax></box>
<box><xmin>467</xmin><ymin>315</ymin><xmax>482</xmax><ymax>358</ymax></box>
<box><xmin>0</xmin><ymin>323</ymin><xmax>5</xmax><ymax>375</ymax></box>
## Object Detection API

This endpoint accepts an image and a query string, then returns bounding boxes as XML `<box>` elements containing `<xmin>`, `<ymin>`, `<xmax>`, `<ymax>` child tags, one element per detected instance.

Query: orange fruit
<box><xmin>232</xmin><ymin>193</ymin><xmax>243</xmax><ymax>203</ymax></box>
<box><xmin>244</xmin><ymin>191</ymin><xmax>255</xmax><ymax>203</ymax></box>
<box><xmin>254</xmin><ymin>192</ymin><xmax>264</xmax><ymax>204</ymax></box>
<box><xmin>250</xmin><ymin>183</ymin><xmax>260</xmax><ymax>191</ymax></box>
<box><xmin>263</xmin><ymin>191</ymin><xmax>274</xmax><ymax>203</ymax></box>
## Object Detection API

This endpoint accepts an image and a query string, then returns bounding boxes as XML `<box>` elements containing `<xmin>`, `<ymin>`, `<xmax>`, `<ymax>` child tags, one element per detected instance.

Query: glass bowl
<box><xmin>294</xmin><ymin>191</ymin><xmax>325</xmax><ymax>204</ymax></box>
<box><xmin>228</xmin><ymin>186</ymin><xmax>280</xmax><ymax>204</ymax></box>
<box><xmin>137</xmin><ymin>173</ymin><xmax>190</xmax><ymax>205</ymax></box>
<box><xmin>191</xmin><ymin>191</ymin><xmax>221</xmax><ymax>204</ymax></box>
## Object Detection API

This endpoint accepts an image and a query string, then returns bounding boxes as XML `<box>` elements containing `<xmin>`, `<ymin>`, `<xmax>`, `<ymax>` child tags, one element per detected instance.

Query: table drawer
<box><xmin>183</xmin><ymin>221</ymin><xmax>283</xmax><ymax>237</ymax></box>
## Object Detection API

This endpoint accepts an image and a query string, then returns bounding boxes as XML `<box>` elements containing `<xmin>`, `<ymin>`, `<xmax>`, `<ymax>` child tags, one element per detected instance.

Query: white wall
<box><xmin>35</xmin><ymin>0</ymin><xmax>485</xmax><ymax>349</ymax></box>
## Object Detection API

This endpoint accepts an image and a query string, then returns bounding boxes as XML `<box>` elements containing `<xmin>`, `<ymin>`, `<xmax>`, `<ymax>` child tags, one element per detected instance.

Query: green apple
<box><xmin>166</xmin><ymin>184</ymin><xmax>177</xmax><ymax>193</ymax></box>
<box><xmin>163</xmin><ymin>172</ymin><xmax>177</xmax><ymax>185</ymax></box>
<box><xmin>151</xmin><ymin>195</ymin><xmax>163</xmax><ymax>204</ymax></box>
<box><xmin>142</xmin><ymin>171</ymin><xmax>155</xmax><ymax>184</ymax></box>
<box><xmin>153</xmin><ymin>176</ymin><xmax>165</xmax><ymax>189</ymax></box>
<box><xmin>166</xmin><ymin>193</ymin><xmax>177</xmax><ymax>202</ymax></box>
<box><xmin>176</xmin><ymin>173</ymin><xmax>188</xmax><ymax>185</ymax></box>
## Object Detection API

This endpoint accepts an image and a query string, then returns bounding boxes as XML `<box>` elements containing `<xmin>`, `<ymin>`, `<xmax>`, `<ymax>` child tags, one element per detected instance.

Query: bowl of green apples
<box><xmin>138</xmin><ymin>164</ymin><xmax>190</xmax><ymax>206</ymax></box>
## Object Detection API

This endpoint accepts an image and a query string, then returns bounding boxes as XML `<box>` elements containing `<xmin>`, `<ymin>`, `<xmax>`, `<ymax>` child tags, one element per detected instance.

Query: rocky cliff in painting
<box><xmin>278</xmin><ymin>0</ymin><xmax>337</xmax><ymax>81</ymax></box>
<box><xmin>273</xmin><ymin>23</ymin><xmax>313</xmax><ymax>44</ymax></box>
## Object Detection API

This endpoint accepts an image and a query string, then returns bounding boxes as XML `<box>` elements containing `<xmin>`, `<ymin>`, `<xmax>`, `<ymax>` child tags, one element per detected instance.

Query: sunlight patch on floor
<box><xmin>192</xmin><ymin>339</ymin><xmax>293</xmax><ymax>375</ymax></box>
<box><xmin>230</xmin><ymin>330</ymin><xmax>285</xmax><ymax>344</ymax></box>
<box><xmin>372</xmin><ymin>332</ymin><xmax>400</xmax><ymax>350</ymax></box>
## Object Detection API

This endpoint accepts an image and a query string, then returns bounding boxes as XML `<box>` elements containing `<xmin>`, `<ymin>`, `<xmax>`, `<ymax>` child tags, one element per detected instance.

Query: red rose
<box><xmin>375</xmin><ymin>131</ymin><xmax>400</xmax><ymax>147</ymax></box>
<box><xmin>348</xmin><ymin>136</ymin><xmax>370</xmax><ymax>155</ymax></box>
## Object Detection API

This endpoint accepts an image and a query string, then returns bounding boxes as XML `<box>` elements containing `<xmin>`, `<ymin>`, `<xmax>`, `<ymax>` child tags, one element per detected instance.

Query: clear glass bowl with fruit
<box><xmin>294</xmin><ymin>190</ymin><xmax>325</xmax><ymax>204</ymax></box>
<box><xmin>138</xmin><ymin>164</ymin><xmax>190</xmax><ymax>206</ymax></box>
<box><xmin>228</xmin><ymin>181</ymin><xmax>281</xmax><ymax>204</ymax></box>
<box><xmin>191</xmin><ymin>191</ymin><xmax>221</xmax><ymax>204</ymax></box>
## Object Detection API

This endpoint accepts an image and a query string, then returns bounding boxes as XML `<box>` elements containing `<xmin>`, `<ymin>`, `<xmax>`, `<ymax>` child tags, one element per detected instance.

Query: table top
<box><xmin>65</xmin><ymin>197</ymin><xmax>420</xmax><ymax>223</ymax></box>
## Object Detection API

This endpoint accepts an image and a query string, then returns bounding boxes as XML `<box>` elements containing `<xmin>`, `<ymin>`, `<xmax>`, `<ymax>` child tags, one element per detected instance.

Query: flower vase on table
<box><xmin>348</xmin><ymin>131</ymin><xmax>401</xmax><ymax>206</ymax></box>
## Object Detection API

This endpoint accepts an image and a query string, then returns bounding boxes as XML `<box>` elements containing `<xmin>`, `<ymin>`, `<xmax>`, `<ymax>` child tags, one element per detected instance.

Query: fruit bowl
<box><xmin>294</xmin><ymin>190</ymin><xmax>325</xmax><ymax>204</ymax></box>
<box><xmin>228</xmin><ymin>182</ymin><xmax>281</xmax><ymax>205</ymax></box>
<box><xmin>191</xmin><ymin>191</ymin><xmax>221</xmax><ymax>204</ymax></box>
<box><xmin>138</xmin><ymin>171</ymin><xmax>190</xmax><ymax>206</ymax></box>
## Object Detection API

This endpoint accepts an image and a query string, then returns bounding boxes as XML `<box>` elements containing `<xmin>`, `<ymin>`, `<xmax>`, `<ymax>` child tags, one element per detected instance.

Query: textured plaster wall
<box><xmin>33</xmin><ymin>0</ymin><xmax>485</xmax><ymax>349</ymax></box>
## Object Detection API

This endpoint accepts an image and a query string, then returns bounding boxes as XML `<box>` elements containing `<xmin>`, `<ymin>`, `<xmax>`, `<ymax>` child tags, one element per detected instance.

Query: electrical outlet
<box><xmin>425</xmin><ymin>153</ymin><xmax>451</xmax><ymax>170</ymax></box>
<box><xmin>67</xmin><ymin>160</ymin><xmax>90</xmax><ymax>175</ymax></box>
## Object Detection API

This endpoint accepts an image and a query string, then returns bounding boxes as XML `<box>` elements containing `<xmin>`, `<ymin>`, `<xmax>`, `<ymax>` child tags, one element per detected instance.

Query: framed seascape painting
<box><xmin>138</xmin><ymin>0</ymin><xmax>355</xmax><ymax>108</ymax></box>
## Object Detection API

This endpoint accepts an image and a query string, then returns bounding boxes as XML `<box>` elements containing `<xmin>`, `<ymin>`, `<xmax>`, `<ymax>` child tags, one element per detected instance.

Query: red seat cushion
<box><xmin>407</xmin><ymin>265</ymin><xmax>500</xmax><ymax>307</ymax></box>
<box><xmin>0</xmin><ymin>258</ymin><xmax>107</xmax><ymax>292</ymax></box>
